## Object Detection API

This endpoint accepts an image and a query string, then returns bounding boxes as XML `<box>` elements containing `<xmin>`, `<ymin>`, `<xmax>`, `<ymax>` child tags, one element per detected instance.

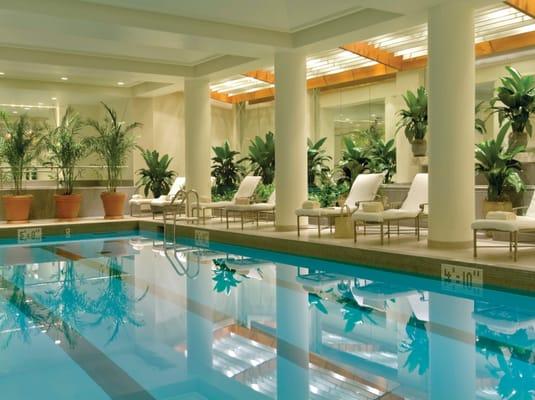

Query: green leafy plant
<box><xmin>254</xmin><ymin>183</ymin><xmax>275</xmax><ymax>203</ymax></box>
<box><xmin>307</xmin><ymin>137</ymin><xmax>332</xmax><ymax>188</ymax></box>
<box><xmin>490</xmin><ymin>66</ymin><xmax>535</xmax><ymax>147</ymax></box>
<box><xmin>211</xmin><ymin>141</ymin><xmax>244</xmax><ymax>196</ymax></box>
<box><xmin>475</xmin><ymin>101</ymin><xmax>488</xmax><ymax>135</ymax></box>
<box><xmin>245</xmin><ymin>131</ymin><xmax>275</xmax><ymax>184</ymax></box>
<box><xmin>136</xmin><ymin>147</ymin><xmax>176</xmax><ymax>198</ymax></box>
<box><xmin>337</xmin><ymin>136</ymin><xmax>369</xmax><ymax>185</ymax></box>
<box><xmin>335</xmin><ymin>282</ymin><xmax>375</xmax><ymax>332</ymax></box>
<box><xmin>45</xmin><ymin>107</ymin><xmax>87</xmax><ymax>195</ymax></box>
<box><xmin>475</xmin><ymin>122</ymin><xmax>525</xmax><ymax>202</ymax></box>
<box><xmin>399</xmin><ymin>314</ymin><xmax>429</xmax><ymax>375</ymax></box>
<box><xmin>397</xmin><ymin>86</ymin><xmax>428</xmax><ymax>143</ymax></box>
<box><xmin>308</xmin><ymin>178</ymin><xmax>348</xmax><ymax>207</ymax></box>
<box><xmin>212</xmin><ymin>259</ymin><xmax>246</xmax><ymax>295</ymax></box>
<box><xmin>0</xmin><ymin>113</ymin><xmax>45</xmax><ymax>195</ymax></box>
<box><xmin>86</xmin><ymin>103</ymin><xmax>141</xmax><ymax>192</ymax></box>
<box><xmin>367</xmin><ymin>137</ymin><xmax>396</xmax><ymax>183</ymax></box>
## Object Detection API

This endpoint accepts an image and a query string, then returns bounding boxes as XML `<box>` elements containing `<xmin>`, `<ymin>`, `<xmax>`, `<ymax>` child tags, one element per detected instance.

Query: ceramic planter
<box><xmin>3</xmin><ymin>194</ymin><xmax>33</xmax><ymax>223</ymax></box>
<box><xmin>411</xmin><ymin>139</ymin><xmax>427</xmax><ymax>157</ymax></box>
<box><xmin>101</xmin><ymin>191</ymin><xmax>126</xmax><ymax>219</ymax></box>
<box><xmin>54</xmin><ymin>194</ymin><xmax>82</xmax><ymax>220</ymax></box>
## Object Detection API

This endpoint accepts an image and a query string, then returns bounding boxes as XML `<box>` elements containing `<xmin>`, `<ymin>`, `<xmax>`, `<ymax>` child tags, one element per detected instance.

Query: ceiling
<box><xmin>0</xmin><ymin>0</ymin><xmax>505</xmax><ymax>107</ymax></box>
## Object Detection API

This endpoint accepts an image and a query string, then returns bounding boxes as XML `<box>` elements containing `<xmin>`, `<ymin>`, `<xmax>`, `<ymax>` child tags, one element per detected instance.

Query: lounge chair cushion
<box><xmin>296</xmin><ymin>206</ymin><xmax>350</xmax><ymax>217</ymax></box>
<box><xmin>196</xmin><ymin>201</ymin><xmax>234</xmax><ymax>209</ymax></box>
<box><xmin>471</xmin><ymin>216</ymin><xmax>535</xmax><ymax>232</ymax></box>
<box><xmin>226</xmin><ymin>203</ymin><xmax>275</xmax><ymax>212</ymax></box>
<box><xmin>129</xmin><ymin>197</ymin><xmax>153</xmax><ymax>206</ymax></box>
<box><xmin>352</xmin><ymin>208</ymin><xmax>421</xmax><ymax>223</ymax></box>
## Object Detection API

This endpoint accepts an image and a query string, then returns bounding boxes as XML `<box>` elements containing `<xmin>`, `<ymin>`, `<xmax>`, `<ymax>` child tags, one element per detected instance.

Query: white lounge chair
<box><xmin>149</xmin><ymin>177</ymin><xmax>186</xmax><ymax>218</ymax></box>
<box><xmin>295</xmin><ymin>173</ymin><xmax>384</xmax><ymax>237</ymax></box>
<box><xmin>192</xmin><ymin>175</ymin><xmax>261</xmax><ymax>223</ymax></box>
<box><xmin>472</xmin><ymin>192</ymin><xmax>535</xmax><ymax>261</ymax></box>
<box><xmin>128</xmin><ymin>177</ymin><xmax>185</xmax><ymax>216</ymax></box>
<box><xmin>352</xmin><ymin>173</ymin><xmax>428</xmax><ymax>244</ymax></box>
<box><xmin>224</xmin><ymin>191</ymin><xmax>276</xmax><ymax>229</ymax></box>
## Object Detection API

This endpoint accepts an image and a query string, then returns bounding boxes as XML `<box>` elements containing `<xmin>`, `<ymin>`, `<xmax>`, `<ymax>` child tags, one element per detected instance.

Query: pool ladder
<box><xmin>159</xmin><ymin>189</ymin><xmax>201</xmax><ymax>278</ymax></box>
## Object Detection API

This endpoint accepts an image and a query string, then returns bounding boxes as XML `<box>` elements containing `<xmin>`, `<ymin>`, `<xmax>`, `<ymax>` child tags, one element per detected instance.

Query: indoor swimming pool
<box><xmin>0</xmin><ymin>231</ymin><xmax>533</xmax><ymax>399</ymax></box>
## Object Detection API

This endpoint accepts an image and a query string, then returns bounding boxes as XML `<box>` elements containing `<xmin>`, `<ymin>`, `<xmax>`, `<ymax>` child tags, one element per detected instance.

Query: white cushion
<box><xmin>296</xmin><ymin>206</ymin><xmax>353</xmax><ymax>217</ymax></box>
<box><xmin>226</xmin><ymin>203</ymin><xmax>275</xmax><ymax>212</ymax></box>
<box><xmin>233</xmin><ymin>176</ymin><xmax>261</xmax><ymax>199</ymax></box>
<box><xmin>471</xmin><ymin>216</ymin><xmax>535</xmax><ymax>232</ymax></box>
<box><xmin>352</xmin><ymin>208</ymin><xmax>420</xmax><ymax>223</ymax></box>
<box><xmin>401</xmin><ymin>173</ymin><xmax>428</xmax><ymax>212</ymax></box>
<box><xmin>345</xmin><ymin>173</ymin><xmax>384</xmax><ymax>208</ymax></box>
<box><xmin>150</xmin><ymin>195</ymin><xmax>171</xmax><ymax>207</ymax></box>
<box><xmin>169</xmin><ymin>177</ymin><xmax>186</xmax><ymax>197</ymax></box>
<box><xmin>129</xmin><ymin>198</ymin><xmax>152</xmax><ymax>205</ymax></box>
<box><xmin>195</xmin><ymin>201</ymin><xmax>233</xmax><ymax>209</ymax></box>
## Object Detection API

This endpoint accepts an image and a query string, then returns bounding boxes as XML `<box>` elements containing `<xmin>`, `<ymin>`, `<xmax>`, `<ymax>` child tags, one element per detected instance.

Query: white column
<box><xmin>428</xmin><ymin>2</ymin><xmax>475</xmax><ymax>248</ymax></box>
<box><xmin>428</xmin><ymin>293</ymin><xmax>475</xmax><ymax>400</ymax></box>
<box><xmin>274</xmin><ymin>51</ymin><xmax>308</xmax><ymax>229</ymax></box>
<box><xmin>185</xmin><ymin>77</ymin><xmax>212</xmax><ymax>201</ymax></box>
<box><xmin>276</xmin><ymin>265</ymin><xmax>309</xmax><ymax>399</ymax></box>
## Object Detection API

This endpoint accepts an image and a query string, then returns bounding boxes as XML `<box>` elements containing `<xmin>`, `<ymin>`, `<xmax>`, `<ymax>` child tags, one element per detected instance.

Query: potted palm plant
<box><xmin>490</xmin><ymin>66</ymin><xmax>535</xmax><ymax>149</ymax></box>
<box><xmin>211</xmin><ymin>141</ymin><xmax>244</xmax><ymax>197</ymax></box>
<box><xmin>46</xmin><ymin>107</ymin><xmax>87</xmax><ymax>220</ymax></box>
<box><xmin>475</xmin><ymin>122</ymin><xmax>525</xmax><ymax>215</ymax></box>
<box><xmin>244</xmin><ymin>131</ymin><xmax>275</xmax><ymax>184</ymax></box>
<box><xmin>0</xmin><ymin>113</ymin><xmax>44</xmax><ymax>223</ymax></box>
<box><xmin>136</xmin><ymin>147</ymin><xmax>176</xmax><ymax>198</ymax></box>
<box><xmin>87</xmin><ymin>103</ymin><xmax>141</xmax><ymax>218</ymax></box>
<box><xmin>397</xmin><ymin>86</ymin><xmax>428</xmax><ymax>157</ymax></box>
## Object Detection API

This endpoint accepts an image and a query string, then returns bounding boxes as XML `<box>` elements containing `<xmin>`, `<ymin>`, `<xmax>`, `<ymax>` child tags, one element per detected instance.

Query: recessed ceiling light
<box><xmin>24</xmin><ymin>107</ymin><xmax>30</xmax><ymax>110</ymax></box>
<box><xmin>117</xmin><ymin>81</ymin><xmax>125</xmax><ymax>86</ymax></box>
<box><xmin>0</xmin><ymin>72</ymin><xmax>5</xmax><ymax>76</ymax></box>
<box><xmin>37</xmin><ymin>102</ymin><xmax>43</xmax><ymax>105</ymax></box>
<box><xmin>12</xmin><ymin>111</ymin><xmax>17</xmax><ymax>114</ymax></box>
<box><xmin>51</xmin><ymin>97</ymin><xmax>57</xmax><ymax>101</ymax></box>
<box><xmin>60</xmin><ymin>77</ymin><xmax>68</xmax><ymax>81</ymax></box>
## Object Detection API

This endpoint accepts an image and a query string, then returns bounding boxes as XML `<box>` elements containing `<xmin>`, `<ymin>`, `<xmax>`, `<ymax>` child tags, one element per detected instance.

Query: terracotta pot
<box><xmin>3</xmin><ymin>194</ymin><xmax>33</xmax><ymax>224</ymax></box>
<box><xmin>101</xmin><ymin>191</ymin><xmax>126</xmax><ymax>219</ymax></box>
<box><xmin>54</xmin><ymin>194</ymin><xmax>82</xmax><ymax>220</ymax></box>
<box><xmin>411</xmin><ymin>139</ymin><xmax>427</xmax><ymax>157</ymax></box>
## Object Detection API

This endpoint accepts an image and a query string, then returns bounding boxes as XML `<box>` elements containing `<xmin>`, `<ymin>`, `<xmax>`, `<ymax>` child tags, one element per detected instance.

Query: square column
<box><xmin>274</xmin><ymin>51</ymin><xmax>308</xmax><ymax>229</ymax></box>
<box><xmin>185</xmin><ymin>77</ymin><xmax>212</xmax><ymax>201</ymax></box>
<box><xmin>428</xmin><ymin>2</ymin><xmax>475</xmax><ymax>248</ymax></box>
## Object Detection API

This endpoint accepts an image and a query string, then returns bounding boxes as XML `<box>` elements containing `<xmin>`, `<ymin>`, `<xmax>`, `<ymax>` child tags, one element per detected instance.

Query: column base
<box><xmin>428</xmin><ymin>239</ymin><xmax>472</xmax><ymax>249</ymax></box>
<box><xmin>275</xmin><ymin>224</ymin><xmax>297</xmax><ymax>232</ymax></box>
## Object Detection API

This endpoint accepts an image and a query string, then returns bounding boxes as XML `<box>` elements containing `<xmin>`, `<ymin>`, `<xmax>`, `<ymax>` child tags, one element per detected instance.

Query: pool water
<box><xmin>0</xmin><ymin>231</ymin><xmax>533</xmax><ymax>399</ymax></box>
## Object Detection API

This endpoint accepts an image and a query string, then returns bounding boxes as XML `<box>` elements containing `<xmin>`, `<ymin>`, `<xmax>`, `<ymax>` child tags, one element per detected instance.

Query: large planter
<box><xmin>3</xmin><ymin>194</ymin><xmax>33</xmax><ymax>223</ymax></box>
<box><xmin>101</xmin><ymin>191</ymin><xmax>126</xmax><ymax>219</ymax></box>
<box><xmin>509</xmin><ymin>130</ymin><xmax>529</xmax><ymax>149</ymax></box>
<box><xmin>54</xmin><ymin>194</ymin><xmax>82</xmax><ymax>220</ymax></box>
<box><xmin>411</xmin><ymin>139</ymin><xmax>427</xmax><ymax>157</ymax></box>
<box><xmin>483</xmin><ymin>200</ymin><xmax>513</xmax><ymax>217</ymax></box>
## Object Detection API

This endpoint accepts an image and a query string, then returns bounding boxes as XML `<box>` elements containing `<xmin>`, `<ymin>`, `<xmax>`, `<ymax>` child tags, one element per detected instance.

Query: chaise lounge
<box><xmin>224</xmin><ymin>191</ymin><xmax>276</xmax><ymax>229</ymax></box>
<box><xmin>352</xmin><ymin>173</ymin><xmax>428</xmax><ymax>244</ymax></box>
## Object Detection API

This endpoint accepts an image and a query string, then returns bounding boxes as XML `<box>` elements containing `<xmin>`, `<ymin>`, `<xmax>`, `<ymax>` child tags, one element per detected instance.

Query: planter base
<box><xmin>3</xmin><ymin>195</ymin><xmax>33</xmax><ymax>223</ymax></box>
<box><xmin>55</xmin><ymin>194</ymin><xmax>82</xmax><ymax>220</ymax></box>
<box><xmin>101</xmin><ymin>192</ymin><xmax>126</xmax><ymax>219</ymax></box>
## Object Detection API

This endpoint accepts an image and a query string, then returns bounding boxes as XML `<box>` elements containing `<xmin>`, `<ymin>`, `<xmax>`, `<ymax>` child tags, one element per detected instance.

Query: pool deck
<box><xmin>0</xmin><ymin>215</ymin><xmax>533</xmax><ymax>293</ymax></box>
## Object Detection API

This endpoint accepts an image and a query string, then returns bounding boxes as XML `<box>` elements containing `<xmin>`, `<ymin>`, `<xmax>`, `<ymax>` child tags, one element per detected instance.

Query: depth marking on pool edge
<box><xmin>0</xmin><ymin>276</ymin><xmax>156</xmax><ymax>400</ymax></box>
<box><xmin>441</xmin><ymin>264</ymin><xmax>483</xmax><ymax>296</ymax></box>
<box><xmin>194</xmin><ymin>230</ymin><xmax>210</xmax><ymax>248</ymax></box>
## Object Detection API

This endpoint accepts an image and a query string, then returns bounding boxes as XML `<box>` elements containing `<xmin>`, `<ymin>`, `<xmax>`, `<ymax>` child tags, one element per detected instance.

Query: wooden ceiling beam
<box><xmin>340</xmin><ymin>42</ymin><xmax>404</xmax><ymax>70</ymax></box>
<box><xmin>505</xmin><ymin>0</ymin><xmax>535</xmax><ymax>19</ymax></box>
<box><xmin>243</xmin><ymin>70</ymin><xmax>275</xmax><ymax>84</ymax></box>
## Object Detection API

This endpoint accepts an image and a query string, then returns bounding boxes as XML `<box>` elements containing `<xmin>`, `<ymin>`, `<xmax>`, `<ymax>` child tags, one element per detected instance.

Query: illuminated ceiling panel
<box><xmin>211</xmin><ymin>4</ymin><xmax>535</xmax><ymax>98</ymax></box>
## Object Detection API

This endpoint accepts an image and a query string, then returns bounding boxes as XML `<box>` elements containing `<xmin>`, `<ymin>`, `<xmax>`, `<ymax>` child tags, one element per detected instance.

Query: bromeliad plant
<box><xmin>475</xmin><ymin>122</ymin><xmax>525</xmax><ymax>202</ymax></box>
<box><xmin>307</xmin><ymin>137</ymin><xmax>332</xmax><ymax>188</ymax></box>
<box><xmin>397</xmin><ymin>87</ymin><xmax>428</xmax><ymax>156</ymax></box>
<box><xmin>211</xmin><ymin>141</ymin><xmax>244</xmax><ymax>197</ymax></box>
<box><xmin>86</xmin><ymin>102</ymin><xmax>141</xmax><ymax>193</ymax></box>
<box><xmin>490</xmin><ymin>66</ymin><xmax>535</xmax><ymax>148</ymax></box>
<box><xmin>367</xmin><ymin>137</ymin><xmax>396</xmax><ymax>183</ymax></box>
<box><xmin>0</xmin><ymin>113</ymin><xmax>44</xmax><ymax>195</ymax></box>
<box><xmin>337</xmin><ymin>135</ymin><xmax>369</xmax><ymax>185</ymax></box>
<box><xmin>45</xmin><ymin>107</ymin><xmax>86</xmax><ymax>195</ymax></box>
<box><xmin>136</xmin><ymin>147</ymin><xmax>176</xmax><ymax>198</ymax></box>
<box><xmin>245</xmin><ymin>131</ymin><xmax>275</xmax><ymax>185</ymax></box>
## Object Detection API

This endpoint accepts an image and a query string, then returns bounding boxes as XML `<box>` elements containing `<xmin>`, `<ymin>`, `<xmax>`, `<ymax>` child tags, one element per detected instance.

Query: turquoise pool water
<box><xmin>0</xmin><ymin>231</ymin><xmax>533</xmax><ymax>399</ymax></box>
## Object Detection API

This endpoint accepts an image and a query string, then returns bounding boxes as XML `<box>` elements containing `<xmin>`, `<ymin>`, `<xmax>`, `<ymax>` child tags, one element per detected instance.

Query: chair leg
<box><xmin>241</xmin><ymin>213</ymin><xmax>244</xmax><ymax>230</ymax></box>
<box><xmin>387</xmin><ymin>221</ymin><xmax>391</xmax><ymax>239</ymax></box>
<box><xmin>397</xmin><ymin>220</ymin><xmax>400</xmax><ymax>236</ymax></box>
<box><xmin>256</xmin><ymin>212</ymin><xmax>259</xmax><ymax>228</ymax></box>
<box><xmin>514</xmin><ymin>231</ymin><xmax>518</xmax><ymax>261</ymax></box>
<box><xmin>202</xmin><ymin>208</ymin><xmax>206</xmax><ymax>224</ymax></box>
<box><xmin>226</xmin><ymin>209</ymin><xmax>229</xmax><ymax>229</ymax></box>
<box><xmin>380</xmin><ymin>223</ymin><xmax>384</xmax><ymax>245</ymax></box>
<box><xmin>364</xmin><ymin>222</ymin><xmax>367</xmax><ymax>235</ymax></box>
<box><xmin>473</xmin><ymin>229</ymin><xmax>477</xmax><ymax>258</ymax></box>
<box><xmin>416</xmin><ymin>216</ymin><xmax>420</xmax><ymax>241</ymax></box>
<box><xmin>297</xmin><ymin>216</ymin><xmax>301</xmax><ymax>237</ymax></box>
<box><xmin>353</xmin><ymin>221</ymin><xmax>357</xmax><ymax>243</ymax></box>
<box><xmin>317</xmin><ymin>217</ymin><xmax>321</xmax><ymax>238</ymax></box>
<box><xmin>509</xmin><ymin>232</ymin><xmax>513</xmax><ymax>253</ymax></box>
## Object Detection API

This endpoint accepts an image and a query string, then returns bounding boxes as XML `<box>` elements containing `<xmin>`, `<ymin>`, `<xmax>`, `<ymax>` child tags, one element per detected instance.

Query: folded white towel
<box><xmin>132</xmin><ymin>194</ymin><xmax>143</xmax><ymax>200</ymax></box>
<box><xmin>362</xmin><ymin>202</ymin><xmax>384</xmax><ymax>213</ymax></box>
<box><xmin>486</xmin><ymin>211</ymin><xmax>516</xmax><ymax>220</ymax></box>
<box><xmin>302</xmin><ymin>200</ymin><xmax>320</xmax><ymax>209</ymax></box>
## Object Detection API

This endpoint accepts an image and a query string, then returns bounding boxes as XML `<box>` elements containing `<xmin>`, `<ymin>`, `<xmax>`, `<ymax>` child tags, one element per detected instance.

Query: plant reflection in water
<box><xmin>399</xmin><ymin>313</ymin><xmax>429</xmax><ymax>375</ymax></box>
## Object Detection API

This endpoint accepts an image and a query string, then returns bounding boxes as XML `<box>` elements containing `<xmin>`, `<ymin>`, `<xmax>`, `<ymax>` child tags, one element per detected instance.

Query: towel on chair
<box><xmin>235</xmin><ymin>197</ymin><xmax>250</xmax><ymax>205</ymax></box>
<box><xmin>302</xmin><ymin>200</ymin><xmax>320</xmax><ymax>209</ymax></box>
<box><xmin>486</xmin><ymin>211</ymin><xmax>516</xmax><ymax>220</ymax></box>
<box><xmin>362</xmin><ymin>201</ymin><xmax>384</xmax><ymax>213</ymax></box>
